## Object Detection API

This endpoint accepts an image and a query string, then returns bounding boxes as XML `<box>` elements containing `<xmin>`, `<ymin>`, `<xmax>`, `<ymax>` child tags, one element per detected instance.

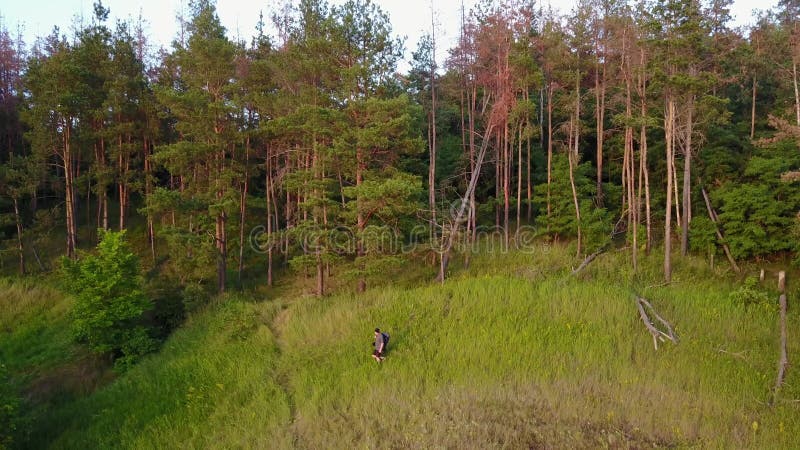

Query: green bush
<box><xmin>62</xmin><ymin>230</ymin><xmax>156</xmax><ymax>370</ymax></box>
<box><xmin>145</xmin><ymin>278</ymin><xmax>186</xmax><ymax>338</ymax></box>
<box><xmin>0</xmin><ymin>363</ymin><xmax>18</xmax><ymax>449</ymax></box>
<box><xmin>728</xmin><ymin>277</ymin><xmax>771</xmax><ymax>308</ymax></box>
<box><xmin>181</xmin><ymin>282</ymin><xmax>211</xmax><ymax>315</ymax></box>
<box><xmin>533</xmin><ymin>155</ymin><xmax>612</xmax><ymax>252</ymax></box>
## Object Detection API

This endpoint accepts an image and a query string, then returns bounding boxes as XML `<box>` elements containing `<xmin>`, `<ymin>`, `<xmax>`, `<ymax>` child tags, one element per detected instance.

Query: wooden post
<box><xmin>760</xmin><ymin>269</ymin><xmax>765</xmax><ymax>282</ymax></box>
<box><xmin>772</xmin><ymin>270</ymin><xmax>789</xmax><ymax>403</ymax></box>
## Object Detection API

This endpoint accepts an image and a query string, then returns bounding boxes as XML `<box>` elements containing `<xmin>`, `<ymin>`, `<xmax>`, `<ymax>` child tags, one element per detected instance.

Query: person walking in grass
<box><xmin>372</xmin><ymin>328</ymin><xmax>389</xmax><ymax>362</ymax></box>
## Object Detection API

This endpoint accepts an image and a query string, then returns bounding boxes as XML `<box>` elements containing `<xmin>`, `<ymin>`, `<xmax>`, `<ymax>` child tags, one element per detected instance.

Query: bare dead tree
<box><xmin>700</xmin><ymin>186</ymin><xmax>740</xmax><ymax>272</ymax></box>
<box><xmin>437</xmin><ymin>123</ymin><xmax>496</xmax><ymax>282</ymax></box>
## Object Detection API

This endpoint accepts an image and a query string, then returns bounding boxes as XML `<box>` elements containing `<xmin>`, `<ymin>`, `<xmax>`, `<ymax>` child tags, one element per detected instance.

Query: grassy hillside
<box><xmin>3</xmin><ymin>246</ymin><xmax>799</xmax><ymax>448</ymax></box>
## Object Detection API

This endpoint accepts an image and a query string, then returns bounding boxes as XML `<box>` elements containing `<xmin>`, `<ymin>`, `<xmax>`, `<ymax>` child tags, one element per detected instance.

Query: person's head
<box><xmin>374</xmin><ymin>327</ymin><xmax>380</xmax><ymax>335</ymax></box>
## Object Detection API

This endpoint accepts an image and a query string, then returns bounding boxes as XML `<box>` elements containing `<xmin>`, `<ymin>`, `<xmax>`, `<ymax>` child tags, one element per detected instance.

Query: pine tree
<box><xmin>23</xmin><ymin>31</ymin><xmax>82</xmax><ymax>258</ymax></box>
<box><xmin>153</xmin><ymin>0</ymin><xmax>240</xmax><ymax>293</ymax></box>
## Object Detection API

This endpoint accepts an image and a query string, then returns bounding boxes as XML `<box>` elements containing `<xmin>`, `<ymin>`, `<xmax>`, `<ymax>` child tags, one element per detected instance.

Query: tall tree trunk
<box><xmin>119</xmin><ymin>135</ymin><xmax>130</xmax><ymax>231</ymax></box>
<box><xmin>495</xmin><ymin>133</ymin><xmax>501</xmax><ymax>228</ymax></box>
<box><xmin>101</xmin><ymin>136</ymin><xmax>109</xmax><ymax>231</ymax></box>
<box><xmin>316</xmin><ymin>252</ymin><xmax>324</xmax><ymax>296</ymax></box>
<box><xmin>638</xmin><ymin>48</ymin><xmax>652</xmax><ymax>254</ymax></box>
<box><xmin>671</xmin><ymin>132</ymin><xmax>681</xmax><ymax>226</ymax></box>
<box><xmin>469</xmin><ymin>84</ymin><xmax>477</xmax><ymax>241</ymax></box>
<box><xmin>681</xmin><ymin>98</ymin><xmax>693</xmax><ymax>257</ymax></box>
<box><xmin>85</xmin><ymin>167</ymin><xmax>91</xmax><ymax>237</ymax></box>
<box><xmin>216</xmin><ymin>144</ymin><xmax>227</xmax><ymax>294</ymax></box>
<box><xmin>528</xmin><ymin>90</ymin><xmax>535</xmax><ymax>221</ymax></box>
<box><xmin>238</xmin><ymin>137</ymin><xmax>250</xmax><ymax>287</ymax></box>
<box><xmin>569</xmin><ymin>71</ymin><xmax>582</xmax><ymax>257</ymax></box>
<box><xmin>503</xmin><ymin>121</ymin><xmax>510</xmax><ymax>248</ymax></box>
<box><xmin>266</xmin><ymin>147</ymin><xmax>275</xmax><ymax>287</ymax></box>
<box><xmin>627</xmin><ymin>131</ymin><xmax>637</xmax><ymax>269</ymax></box>
<box><xmin>458</xmin><ymin>48</ymin><xmax>470</xmax><ymax>265</ymax></box>
<box><xmin>438</xmin><ymin>122</ymin><xmax>496</xmax><ymax>282</ymax></box>
<box><xmin>122</xmin><ymin>136</ymin><xmax>132</xmax><ymax>230</ymax></box>
<box><xmin>794</xmin><ymin>60</ymin><xmax>800</xmax><ymax>126</ymax></box>
<box><xmin>640</xmin><ymin>125</ymin><xmax>651</xmax><ymax>254</ymax></box>
<box><xmin>217</xmin><ymin>212</ymin><xmax>226</xmax><ymax>294</ymax></box>
<box><xmin>750</xmin><ymin>75</ymin><xmax>757</xmax><ymax>140</ymax></box>
<box><xmin>624</xmin><ymin>44</ymin><xmax>636</xmax><ymax>269</ymax></box>
<box><xmin>117</xmin><ymin>132</ymin><xmax>124</xmax><ymax>231</ymax></box>
<box><xmin>595</xmin><ymin>50</ymin><xmax>606</xmax><ymax>204</ymax></box>
<box><xmin>567</xmin><ymin>130</ymin><xmax>582</xmax><ymax>258</ymax></box>
<box><xmin>13</xmin><ymin>197</ymin><xmax>25</xmax><ymax>275</ymax></box>
<box><xmin>322</xmin><ymin>156</ymin><xmax>331</xmax><ymax>285</ymax></box>
<box><xmin>356</xmin><ymin>147</ymin><xmax>366</xmax><ymax>293</ymax></box>
<box><xmin>516</xmin><ymin>121</ymin><xmax>523</xmax><ymax>234</ymax></box>
<box><xmin>64</xmin><ymin>118</ymin><xmax>77</xmax><ymax>259</ymax></box>
<box><xmin>546</xmin><ymin>83</ymin><xmax>554</xmax><ymax>223</ymax></box>
<box><xmin>429</xmin><ymin>16</ymin><xmax>437</xmax><ymax>231</ymax></box>
<box><xmin>621</xmin><ymin>141</ymin><xmax>628</xmax><ymax>216</ymax></box>
<box><xmin>664</xmin><ymin>99</ymin><xmax>675</xmax><ymax>283</ymax></box>
<box><xmin>144</xmin><ymin>138</ymin><xmax>156</xmax><ymax>262</ymax></box>
<box><xmin>170</xmin><ymin>174</ymin><xmax>177</xmax><ymax>227</ymax></box>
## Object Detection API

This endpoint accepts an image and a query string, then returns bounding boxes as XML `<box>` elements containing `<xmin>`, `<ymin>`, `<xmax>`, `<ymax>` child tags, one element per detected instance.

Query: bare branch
<box><xmin>634</xmin><ymin>295</ymin><xmax>677</xmax><ymax>350</ymax></box>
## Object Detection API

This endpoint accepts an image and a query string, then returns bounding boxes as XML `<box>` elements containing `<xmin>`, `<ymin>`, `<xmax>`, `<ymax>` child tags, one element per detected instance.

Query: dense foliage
<box><xmin>0</xmin><ymin>363</ymin><xmax>18</xmax><ymax>449</ymax></box>
<box><xmin>0</xmin><ymin>0</ymin><xmax>798</xmax><ymax>288</ymax></box>
<box><xmin>62</xmin><ymin>231</ymin><xmax>155</xmax><ymax>370</ymax></box>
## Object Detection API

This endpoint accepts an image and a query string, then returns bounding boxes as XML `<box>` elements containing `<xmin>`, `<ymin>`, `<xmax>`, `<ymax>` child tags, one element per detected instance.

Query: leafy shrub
<box><xmin>0</xmin><ymin>364</ymin><xmax>19</xmax><ymax>449</ymax></box>
<box><xmin>715</xmin><ymin>147</ymin><xmax>800</xmax><ymax>259</ymax></box>
<box><xmin>689</xmin><ymin>216</ymin><xmax>718</xmax><ymax>255</ymax></box>
<box><xmin>728</xmin><ymin>277</ymin><xmax>770</xmax><ymax>308</ymax></box>
<box><xmin>717</xmin><ymin>184</ymin><xmax>795</xmax><ymax>258</ymax></box>
<box><xmin>62</xmin><ymin>230</ymin><xmax>156</xmax><ymax>371</ymax></box>
<box><xmin>534</xmin><ymin>155</ymin><xmax>612</xmax><ymax>251</ymax></box>
<box><xmin>182</xmin><ymin>282</ymin><xmax>211</xmax><ymax>314</ymax></box>
<box><xmin>145</xmin><ymin>278</ymin><xmax>185</xmax><ymax>338</ymax></box>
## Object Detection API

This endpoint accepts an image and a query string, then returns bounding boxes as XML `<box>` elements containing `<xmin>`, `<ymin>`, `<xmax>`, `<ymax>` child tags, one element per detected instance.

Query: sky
<box><xmin>0</xmin><ymin>0</ymin><xmax>781</xmax><ymax>71</ymax></box>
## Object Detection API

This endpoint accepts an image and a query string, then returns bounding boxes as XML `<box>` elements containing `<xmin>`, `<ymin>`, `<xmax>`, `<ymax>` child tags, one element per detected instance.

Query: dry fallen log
<box><xmin>634</xmin><ymin>295</ymin><xmax>678</xmax><ymax>350</ymax></box>
<box><xmin>717</xmin><ymin>348</ymin><xmax>747</xmax><ymax>360</ymax></box>
<box><xmin>437</xmin><ymin>123</ymin><xmax>496</xmax><ymax>283</ymax></box>
<box><xmin>571</xmin><ymin>247</ymin><xmax>606</xmax><ymax>275</ymax></box>
<box><xmin>701</xmin><ymin>187</ymin><xmax>740</xmax><ymax>273</ymax></box>
<box><xmin>571</xmin><ymin>215</ymin><xmax>627</xmax><ymax>276</ymax></box>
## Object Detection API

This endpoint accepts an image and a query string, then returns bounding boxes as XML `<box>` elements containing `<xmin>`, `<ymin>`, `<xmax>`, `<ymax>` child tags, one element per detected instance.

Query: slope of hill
<box><xmin>3</xmin><ymin>247</ymin><xmax>799</xmax><ymax>448</ymax></box>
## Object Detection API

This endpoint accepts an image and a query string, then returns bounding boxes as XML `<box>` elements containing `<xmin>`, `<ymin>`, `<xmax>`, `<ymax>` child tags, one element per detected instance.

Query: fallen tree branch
<box><xmin>571</xmin><ymin>247</ymin><xmax>606</xmax><ymax>275</ymax></box>
<box><xmin>717</xmin><ymin>348</ymin><xmax>748</xmax><ymax>360</ymax></box>
<box><xmin>571</xmin><ymin>213</ymin><xmax>629</xmax><ymax>276</ymax></box>
<box><xmin>642</xmin><ymin>281</ymin><xmax>674</xmax><ymax>291</ymax></box>
<box><xmin>701</xmin><ymin>186</ymin><xmax>740</xmax><ymax>273</ymax></box>
<box><xmin>634</xmin><ymin>295</ymin><xmax>678</xmax><ymax>350</ymax></box>
<box><xmin>436</xmin><ymin>123</ymin><xmax>496</xmax><ymax>283</ymax></box>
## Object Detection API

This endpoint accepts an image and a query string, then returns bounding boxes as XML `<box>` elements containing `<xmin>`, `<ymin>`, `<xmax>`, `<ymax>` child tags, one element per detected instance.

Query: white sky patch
<box><xmin>0</xmin><ymin>0</ymin><xmax>780</xmax><ymax>72</ymax></box>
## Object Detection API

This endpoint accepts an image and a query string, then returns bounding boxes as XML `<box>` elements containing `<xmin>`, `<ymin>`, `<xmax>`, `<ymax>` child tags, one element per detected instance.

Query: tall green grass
<box><xmin>0</xmin><ymin>279</ymin><xmax>76</xmax><ymax>376</ymax></box>
<box><xmin>277</xmin><ymin>271</ymin><xmax>798</xmax><ymax>448</ymax></box>
<box><xmin>29</xmin><ymin>298</ymin><xmax>293</xmax><ymax>448</ymax></box>
<box><xmin>4</xmin><ymin>245</ymin><xmax>799</xmax><ymax>448</ymax></box>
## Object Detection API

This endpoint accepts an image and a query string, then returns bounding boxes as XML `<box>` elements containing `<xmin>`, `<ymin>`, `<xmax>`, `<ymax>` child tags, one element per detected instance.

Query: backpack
<box><xmin>381</xmin><ymin>332</ymin><xmax>390</xmax><ymax>349</ymax></box>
